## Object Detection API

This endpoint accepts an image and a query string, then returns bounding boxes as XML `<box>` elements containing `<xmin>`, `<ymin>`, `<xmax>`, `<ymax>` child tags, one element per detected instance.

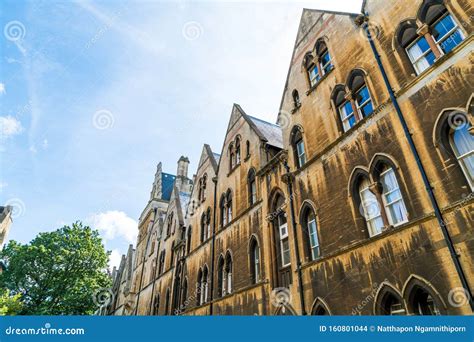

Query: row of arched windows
<box><xmin>197</xmin><ymin>173</ymin><xmax>207</xmax><ymax>202</ymax></box>
<box><xmin>294</xmin><ymin>1</ymin><xmax>466</xmax><ymax>139</ymax></box>
<box><xmin>217</xmin><ymin>252</ymin><xmax>233</xmax><ymax>297</ymax></box>
<box><xmin>305</xmin><ymin>275</ymin><xmax>446</xmax><ymax>315</ymax></box>
<box><xmin>219</xmin><ymin>189</ymin><xmax>233</xmax><ymax>226</ymax></box>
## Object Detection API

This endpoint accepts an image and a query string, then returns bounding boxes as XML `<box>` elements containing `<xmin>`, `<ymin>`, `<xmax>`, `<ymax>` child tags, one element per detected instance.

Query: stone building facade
<box><xmin>107</xmin><ymin>0</ymin><xmax>473</xmax><ymax>316</ymax></box>
<box><xmin>0</xmin><ymin>206</ymin><xmax>13</xmax><ymax>248</ymax></box>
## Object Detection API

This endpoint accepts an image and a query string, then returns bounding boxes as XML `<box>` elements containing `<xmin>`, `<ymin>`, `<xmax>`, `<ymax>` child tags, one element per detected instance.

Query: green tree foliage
<box><xmin>0</xmin><ymin>222</ymin><xmax>111</xmax><ymax>315</ymax></box>
<box><xmin>0</xmin><ymin>289</ymin><xmax>23</xmax><ymax>315</ymax></box>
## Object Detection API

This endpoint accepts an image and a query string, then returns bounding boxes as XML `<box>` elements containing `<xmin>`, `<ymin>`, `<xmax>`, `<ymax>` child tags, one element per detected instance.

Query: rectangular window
<box><xmin>355</xmin><ymin>86</ymin><xmax>373</xmax><ymax>118</ymax></box>
<box><xmin>339</xmin><ymin>101</ymin><xmax>356</xmax><ymax>132</ymax></box>
<box><xmin>320</xmin><ymin>51</ymin><xmax>332</xmax><ymax>74</ymax></box>
<box><xmin>406</xmin><ymin>36</ymin><xmax>436</xmax><ymax>74</ymax></box>
<box><xmin>296</xmin><ymin>140</ymin><xmax>306</xmax><ymax>167</ymax></box>
<box><xmin>432</xmin><ymin>13</ymin><xmax>465</xmax><ymax>54</ymax></box>
<box><xmin>279</xmin><ymin>223</ymin><xmax>291</xmax><ymax>266</ymax></box>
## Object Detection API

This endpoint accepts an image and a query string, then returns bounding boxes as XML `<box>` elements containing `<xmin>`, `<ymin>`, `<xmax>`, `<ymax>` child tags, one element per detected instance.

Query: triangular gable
<box><xmin>217</xmin><ymin>103</ymin><xmax>283</xmax><ymax>171</ymax></box>
<box><xmin>197</xmin><ymin>144</ymin><xmax>219</xmax><ymax>173</ymax></box>
<box><xmin>278</xmin><ymin>7</ymin><xmax>361</xmax><ymax>119</ymax></box>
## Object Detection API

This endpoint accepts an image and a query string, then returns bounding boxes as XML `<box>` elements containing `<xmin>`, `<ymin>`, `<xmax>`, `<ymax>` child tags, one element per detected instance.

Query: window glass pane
<box><xmin>453</xmin><ymin>126</ymin><xmax>474</xmax><ymax>155</ymax></box>
<box><xmin>439</xmin><ymin>29</ymin><xmax>463</xmax><ymax>54</ymax></box>
<box><xmin>360</xmin><ymin>183</ymin><xmax>384</xmax><ymax>236</ymax></box>
<box><xmin>452</xmin><ymin>125</ymin><xmax>474</xmax><ymax>186</ymax></box>
<box><xmin>356</xmin><ymin>86</ymin><xmax>373</xmax><ymax>117</ymax></box>
<box><xmin>321</xmin><ymin>51</ymin><xmax>332</xmax><ymax>74</ymax></box>
<box><xmin>407</xmin><ymin>37</ymin><xmax>435</xmax><ymax>73</ymax></box>
<box><xmin>309</xmin><ymin>66</ymin><xmax>319</xmax><ymax>85</ymax></box>
<box><xmin>432</xmin><ymin>14</ymin><xmax>456</xmax><ymax>42</ymax></box>
<box><xmin>356</xmin><ymin>86</ymin><xmax>370</xmax><ymax>104</ymax></box>
<box><xmin>282</xmin><ymin>239</ymin><xmax>290</xmax><ymax>265</ymax></box>
<box><xmin>381</xmin><ymin>168</ymin><xmax>408</xmax><ymax>225</ymax></box>
<box><xmin>296</xmin><ymin>140</ymin><xmax>306</xmax><ymax>166</ymax></box>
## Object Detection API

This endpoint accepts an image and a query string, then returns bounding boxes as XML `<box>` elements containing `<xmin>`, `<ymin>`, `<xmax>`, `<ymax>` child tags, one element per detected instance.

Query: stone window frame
<box><xmin>331</xmin><ymin>69</ymin><xmax>375</xmax><ymax>134</ymax></box>
<box><xmin>348</xmin><ymin>155</ymin><xmax>411</xmax><ymax>239</ymax></box>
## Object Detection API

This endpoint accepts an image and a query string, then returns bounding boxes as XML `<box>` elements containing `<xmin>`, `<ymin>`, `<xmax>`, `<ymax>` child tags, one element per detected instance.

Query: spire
<box><xmin>150</xmin><ymin>162</ymin><xmax>163</xmax><ymax>200</ymax></box>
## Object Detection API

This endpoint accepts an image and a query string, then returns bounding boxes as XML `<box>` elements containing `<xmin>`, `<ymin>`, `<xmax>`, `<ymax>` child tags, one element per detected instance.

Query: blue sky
<box><xmin>0</xmin><ymin>0</ymin><xmax>362</xmax><ymax>269</ymax></box>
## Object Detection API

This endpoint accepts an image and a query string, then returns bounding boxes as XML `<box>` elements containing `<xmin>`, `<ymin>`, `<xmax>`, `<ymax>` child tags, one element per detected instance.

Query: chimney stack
<box><xmin>177</xmin><ymin>156</ymin><xmax>190</xmax><ymax>178</ymax></box>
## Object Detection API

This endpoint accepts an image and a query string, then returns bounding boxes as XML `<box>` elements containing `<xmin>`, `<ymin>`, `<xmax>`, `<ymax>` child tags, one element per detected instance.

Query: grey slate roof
<box><xmin>248</xmin><ymin>115</ymin><xmax>283</xmax><ymax>149</ymax></box>
<box><xmin>161</xmin><ymin>173</ymin><xmax>176</xmax><ymax>201</ymax></box>
<box><xmin>212</xmin><ymin>153</ymin><xmax>221</xmax><ymax>164</ymax></box>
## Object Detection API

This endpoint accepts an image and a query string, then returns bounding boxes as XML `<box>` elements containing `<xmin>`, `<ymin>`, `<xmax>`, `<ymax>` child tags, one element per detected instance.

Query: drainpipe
<box><xmin>359</xmin><ymin>14</ymin><xmax>473</xmax><ymax>311</ymax></box>
<box><xmin>209</xmin><ymin>176</ymin><xmax>218</xmax><ymax>315</ymax></box>
<box><xmin>283</xmin><ymin>160</ymin><xmax>307</xmax><ymax>315</ymax></box>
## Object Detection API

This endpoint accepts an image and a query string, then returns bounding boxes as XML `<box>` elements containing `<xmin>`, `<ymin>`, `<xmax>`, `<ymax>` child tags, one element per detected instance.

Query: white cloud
<box><xmin>0</xmin><ymin>83</ymin><xmax>5</xmax><ymax>95</ymax></box>
<box><xmin>0</xmin><ymin>181</ymin><xmax>8</xmax><ymax>191</ymax></box>
<box><xmin>0</xmin><ymin>116</ymin><xmax>23</xmax><ymax>138</ymax></box>
<box><xmin>87</xmin><ymin>210</ymin><xmax>137</xmax><ymax>244</ymax></box>
<box><xmin>109</xmin><ymin>249</ymin><xmax>122</xmax><ymax>271</ymax></box>
<box><xmin>42</xmin><ymin>138</ymin><xmax>48</xmax><ymax>149</ymax></box>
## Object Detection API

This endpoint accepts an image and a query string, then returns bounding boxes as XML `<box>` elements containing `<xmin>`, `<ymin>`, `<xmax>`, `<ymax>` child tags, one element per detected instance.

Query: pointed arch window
<box><xmin>197</xmin><ymin>268</ymin><xmax>203</xmax><ymax>306</ymax></box>
<box><xmin>198</xmin><ymin>174</ymin><xmax>207</xmax><ymax>202</ymax></box>
<box><xmin>250</xmin><ymin>238</ymin><xmax>261</xmax><ymax>284</ymax></box>
<box><xmin>449</xmin><ymin>121</ymin><xmax>474</xmax><ymax>190</ymax></box>
<box><xmin>153</xmin><ymin>294</ymin><xmax>160</xmax><ymax>315</ymax></box>
<box><xmin>315</xmin><ymin>39</ymin><xmax>333</xmax><ymax>75</ymax></box>
<box><xmin>301</xmin><ymin>206</ymin><xmax>320</xmax><ymax>261</ymax></box>
<box><xmin>217</xmin><ymin>256</ymin><xmax>225</xmax><ymax>297</ymax></box>
<box><xmin>225</xmin><ymin>253</ymin><xmax>233</xmax><ymax>295</ymax></box>
<box><xmin>164</xmin><ymin>288</ymin><xmax>170</xmax><ymax>315</ymax></box>
<box><xmin>248</xmin><ymin>169</ymin><xmax>257</xmax><ymax>206</ymax></box>
<box><xmin>181</xmin><ymin>278</ymin><xmax>188</xmax><ymax>309</ymax></box>
<box><xmin>186</xmin><ymin>226</ymin><xmax>192</xmax><ymax>254</ymax></box>
<box><xmin>291</xmin><ymin>127</ymin><xmax>306</xmax><ymax>168</ymax></box>
<box><xmin>359</xmin><ymin>178</ymin><xmax>384</xmax><ymax>237</ymax></box>
<box><xmin>229</xmin><ymin>143</ymin><xmax>235</xmax><ymax>170</ymax></box>
<box><xmin>246</xmin><ymin>140</ymin><xmax>251</xmax><ymax>158</ymax></box>
<box><xmin>158</xmin><ymin>250</ymin><xmax>166</xmax><ymax>275</ymax></box>
<box><xmin>235</xmin><ymin>137</ymin><xmax>241</xmax><ymax>165</ymax></box>
<box><xmin>354</xmin><ymin>163</ymin><xmax>409</xmax><ymax>237</ymax></box>
<box><xmin>220</xmin><ymin>194</ymin><xmax>227</xmax><ymax>226</ymax></box>
<box><xmin>202</xmin><ymin>266</ymin><xmax>209</xmax><ymax>304</ymax></box>
<box><xmin>292</xmin><ymin>89</ymin><xmax>301</xmax><ymax>109</ymax></box>
<box><xmin>166</xmin><ymin>213</ymin><xmax>174</xmax><ymax>237</ymax></box>
<box><xmin>379</xmin><ymin>166</ymin><xmax>408</xmax><ymax>226</ymax></box>
<box><xmin>304</xmin><ymin>53</ymin><xmax>319</xmax><ymax>87</ymax></box>
<box><xmin>226</xmin><ymin>189</ymin><xmax>233</xmax><ymax>223</ymax></box>
<box><xmin>348</xmin><ymin>70</ymin><xmax>374</xmax><ymax>119</ymax></box>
